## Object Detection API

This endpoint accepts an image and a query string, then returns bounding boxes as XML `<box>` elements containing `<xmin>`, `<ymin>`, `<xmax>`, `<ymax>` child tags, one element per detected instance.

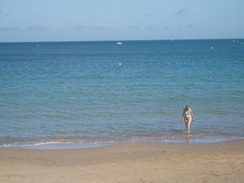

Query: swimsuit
<box><xmin>185</xmin><ymin>111</ymin><xmax>191</xmax><ymax>115</ymax></box>
<box><xmin>184</xmin><ymin>111</ymin><xmax>191</xmax><ymax>120</ymax></box>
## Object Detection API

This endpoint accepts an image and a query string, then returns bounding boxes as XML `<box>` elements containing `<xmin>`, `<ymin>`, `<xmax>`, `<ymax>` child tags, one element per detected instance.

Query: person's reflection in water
<box><xmin>185</xmin><ymin>134</ymin><xmax>191</xmax><ymax>144</ymax></box>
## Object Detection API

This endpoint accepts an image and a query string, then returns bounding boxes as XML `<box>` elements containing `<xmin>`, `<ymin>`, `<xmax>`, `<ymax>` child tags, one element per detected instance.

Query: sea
<box><xmin>0</xmin><ymin>39</ymin><xmax>243</xmax><ymax>149</ymax></box>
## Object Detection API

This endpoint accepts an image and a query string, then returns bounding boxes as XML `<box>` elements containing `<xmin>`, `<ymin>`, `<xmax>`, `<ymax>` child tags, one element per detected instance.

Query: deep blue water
<box><xmin>0</xmin><ymin>39</ymin><xmax>243</xmax><ymax>148</ymax></box>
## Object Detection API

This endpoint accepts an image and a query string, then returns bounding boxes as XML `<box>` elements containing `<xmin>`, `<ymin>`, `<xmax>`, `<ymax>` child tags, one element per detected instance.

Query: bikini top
<box><xmin>185</xmin><ymin>111</ymin><xmax>191</xmax><ymax>115</ymax></box>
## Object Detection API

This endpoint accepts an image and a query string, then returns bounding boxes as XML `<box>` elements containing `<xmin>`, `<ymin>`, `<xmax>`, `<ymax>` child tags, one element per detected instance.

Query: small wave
<box><xmin>0</xmin><ymin>141</ymin><xmax>68</xmax><ymax>148</ymax></box>
<box><xmin>0</xmin><ymin>137</ymin><xmax>118</xmax><ymax>149</ymax></box>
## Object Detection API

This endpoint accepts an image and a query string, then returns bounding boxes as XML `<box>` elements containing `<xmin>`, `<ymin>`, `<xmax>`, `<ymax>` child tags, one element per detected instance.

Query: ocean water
<box><xmin>0</xmin><ymin>39</ymin><xmax>243</xmax><ymax>149</ymax></box>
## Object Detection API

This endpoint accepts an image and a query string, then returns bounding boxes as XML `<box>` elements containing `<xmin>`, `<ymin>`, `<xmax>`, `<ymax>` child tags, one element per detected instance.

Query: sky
<box><xmin>0</xmin><ymin>0</ymin><xmax>243</xmax><ymax>42</ymax></box>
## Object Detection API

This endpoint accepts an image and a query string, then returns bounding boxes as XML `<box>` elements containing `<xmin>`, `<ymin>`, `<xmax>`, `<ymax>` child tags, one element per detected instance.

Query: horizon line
<box><xmin>0</xmin><ymin>38</ymin><xmax>243</xmax><ymax>44</ymax></box>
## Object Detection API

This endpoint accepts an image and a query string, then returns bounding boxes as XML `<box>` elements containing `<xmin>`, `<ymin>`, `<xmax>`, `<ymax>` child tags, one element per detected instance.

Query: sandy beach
<box><xmin>1</xmin><ymin>140</ymin><xmax>244</xmax><ymax>183</ymax></box>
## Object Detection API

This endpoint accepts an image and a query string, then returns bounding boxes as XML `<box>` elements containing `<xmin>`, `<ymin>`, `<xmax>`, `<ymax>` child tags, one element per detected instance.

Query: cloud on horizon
<box><xmin>27</xmin><ymin>25</ymin><xmax>50</xmax><ymax>32</ymax></box>
<box><xmin>73</xmin><ymin>26</ymin><xmax>84</xmax><ymax>32</ymax></box>
<box><xmin>0</xmin><ymin>26</ymin><xmax>21</xmax><ymax>32</ymax></box>
<box><xmin>175</xmin><ymin>9</ymin><xmax>189</xmax><ymax>17</ymax></box>
<box><xmin>0</xmin><ymin>10</ymin><xmax>9</xmax><ymax>17</ymax></box>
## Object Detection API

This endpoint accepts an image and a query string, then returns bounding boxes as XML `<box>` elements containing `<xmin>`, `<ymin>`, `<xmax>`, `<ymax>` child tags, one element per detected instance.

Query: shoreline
<box><xmin>2</xmin><ymin>135</ymin><xmax>244</xmax><ymax>150</ymax></box>
<box><xmin>1</xmin><ymin>140</ymin><xmax>244</xmax><ymax>183</ymax></box>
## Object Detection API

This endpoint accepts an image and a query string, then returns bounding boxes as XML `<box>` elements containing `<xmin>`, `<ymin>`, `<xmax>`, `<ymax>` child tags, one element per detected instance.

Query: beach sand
<box><xmin>1</xmin><ymin>140</ymin><xmax>244</xmax><ymax>183</ymax></box>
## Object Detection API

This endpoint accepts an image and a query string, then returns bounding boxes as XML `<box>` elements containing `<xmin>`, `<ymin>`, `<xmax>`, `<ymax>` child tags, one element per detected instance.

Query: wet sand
<box><xmin>1</xmin><ymin>140</ymin><xmax>244</xmax><ymax>183</ymax></box>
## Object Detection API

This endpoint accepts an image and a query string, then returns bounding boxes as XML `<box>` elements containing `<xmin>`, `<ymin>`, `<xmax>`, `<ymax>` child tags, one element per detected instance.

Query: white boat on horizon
<box><xmin>116</xmin><ymin>42</ymin><xmax>123</xmax><ymax>45</ymax></box>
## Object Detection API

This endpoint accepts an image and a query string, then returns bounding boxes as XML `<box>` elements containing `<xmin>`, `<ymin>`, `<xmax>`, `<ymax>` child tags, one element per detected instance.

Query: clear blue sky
<box><xmin>0</xmin><ymin>0</ymin><xmax>243</xmax><ymax>42</ymax></box>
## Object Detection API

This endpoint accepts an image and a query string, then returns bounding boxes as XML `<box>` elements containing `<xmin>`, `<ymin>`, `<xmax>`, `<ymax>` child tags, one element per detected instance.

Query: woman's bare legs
<box><xmin>185</xmin><ymin>118</ymin><xmax>192</xmax><ymax>133</ymax></box>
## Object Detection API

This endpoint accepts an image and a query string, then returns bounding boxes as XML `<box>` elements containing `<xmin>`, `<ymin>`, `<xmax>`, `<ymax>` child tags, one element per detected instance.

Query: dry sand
<box><xmin>1</xmin><ymin>140</ymin><xmax>244</xmax><ymax>183</ymax></box>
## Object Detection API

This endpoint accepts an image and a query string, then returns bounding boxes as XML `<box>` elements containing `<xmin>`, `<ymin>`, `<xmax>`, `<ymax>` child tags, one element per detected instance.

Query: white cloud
<box><xmin>177</xmin><ymin>24</ymin><xmax>198</xmax><ymax>29</ymax></box>
<box><xmin>175</xmin><ymin>9</ymin><xmax>189</xmax><ymax>17</ymax></box>
<box><xmin>0</xmin><ymin>10</ymin><xmax>9</xmax><ymax>17</ymax></box>
<box><xmin>128</xmin><ymin>26</ymin><xmax>140</xmax><ymax>30</ymax></box>
<box><xmin>88</xmin><ymin>25</ymin><xmax>117</xmax><ymax>31</ymax></box>
<box><xmin>0</xmin><ymin>26</ymin><xmax>21</xmax><ymax>32</ymax></box>
<box><xmin>145</xmin><ymin>13</ymin><xmax>152</xmax><ymax>17</ymax></box>
<box><xmin>27</xmin><ymin>25</ymin><xmax>50</xmax><ymax>32</ymax></box>
<box><xmin>73</xmin><ymin>26</ymin><xmax>84</xmax><ymax>32</ymax></box>
<box><xmin>37</xmin><ymin>14</ymin><xmax>45</xmax><ymax>18</ymax></box>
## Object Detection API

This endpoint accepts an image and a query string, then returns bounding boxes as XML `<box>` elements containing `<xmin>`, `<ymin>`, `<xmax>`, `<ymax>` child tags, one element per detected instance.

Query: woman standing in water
<box><xmin>182</xmin><ymin>105</ymin><xmax>194</xmax><ymax>133</ymax></box>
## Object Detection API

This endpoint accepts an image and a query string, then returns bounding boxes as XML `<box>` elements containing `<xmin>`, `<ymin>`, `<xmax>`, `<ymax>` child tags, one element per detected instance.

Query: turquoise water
<box><xmin>0</xmin><ymin>40</ymin><xmax>243</xmax><ymax>148</ymax></box>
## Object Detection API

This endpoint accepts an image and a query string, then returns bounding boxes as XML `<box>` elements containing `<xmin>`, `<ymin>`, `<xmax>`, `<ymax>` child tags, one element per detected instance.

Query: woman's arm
<box><xmin>190</xmin><ymin>109</ymin><xmax>194</xmax><ymax>121</ymax></box>
<box><xmin>182</xmin><ymin>109</ymin><xmax>185</xmax><ymax>122</ymax></box>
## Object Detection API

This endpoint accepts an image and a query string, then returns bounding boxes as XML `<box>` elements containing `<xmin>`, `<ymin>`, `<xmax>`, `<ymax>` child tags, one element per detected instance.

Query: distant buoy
<box><xmin>210</xmin><ymin>46</ymin><xmax>214</xmax><ymax>49</ymax></box>
<box><xmin>118</xmin><ymin>63</ymin><xmax>122</xmax><ymax>66</ymax></box>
